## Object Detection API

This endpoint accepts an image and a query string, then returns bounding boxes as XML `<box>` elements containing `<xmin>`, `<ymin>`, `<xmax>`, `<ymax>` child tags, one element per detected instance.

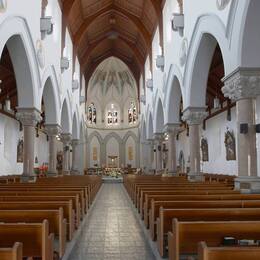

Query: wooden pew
<box><xmin>0</xmin><ymin>208</ymin><xmax>66</xmax><ymax>258</ymax></box>
<box><xmin>168</xmin><ymin>219</ymin><xmax>260</xmax><ymax>260</ymax></box>
<box><xmin>138</xmin><ymin>189</ymin><xmax>239</xmax><ymax>217</ymax></box>
<box><xmin>0</xmin><ymin>201</ymin><xmax>74</xmax><ymax>240</ymax></box>
<box><xmin>144</xmin><ymin>193</ymin><xmax>260</xmax><ymax>228</ymax></box>
<box><xmin>135</xmin><ymin>185</ymin><xmax>235</xmax><ymax>207</ymax></box>
<box><xmin>158</xmin><ymin>204</ymin><xmax>260</xmax><ymax>257</ymax></box>
<box><xmin>0</xmin><ymin>242</ymin><xmax>22</xmax><ymax>260</ymax></box>
<box><xmin>198</xmin><ymin>241</ymin><xmax>260</xmax><ymax>260</ymax></box>
<box><xmin>0</xmin><ymin>194</ymin><xmax>81</xmax><ymax>226</ymax></box>
<box><xmin>0</xmin><ymin>220</ymin><xmax>53</xmax><ymax>260</ymax></box>
<box><xmin>150</xmin><ymin>199</ymin><xmax>260</xmax><ymax>240</ymax></box>
<box><xmin>0</xmin><ymin>188</ymin><xmax>86</xmax><ymax>216</ymax></box>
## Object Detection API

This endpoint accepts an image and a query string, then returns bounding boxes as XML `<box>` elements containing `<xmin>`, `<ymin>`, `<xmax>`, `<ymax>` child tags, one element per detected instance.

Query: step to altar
<box><xmin>102</xmin><ymin>176</ymin><xmax>123</xmax><ymax>183</ymax></box>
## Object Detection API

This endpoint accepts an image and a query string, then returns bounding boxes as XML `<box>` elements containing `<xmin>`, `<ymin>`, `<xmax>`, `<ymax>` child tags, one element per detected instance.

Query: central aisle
<box><xmin>69</xmin><ymin>183</ymin><xmax>156</xmax><ymax>260</ymax></box>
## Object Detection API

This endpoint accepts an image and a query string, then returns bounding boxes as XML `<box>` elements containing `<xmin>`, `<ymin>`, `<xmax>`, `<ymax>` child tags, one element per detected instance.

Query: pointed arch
<box><xmin>0</xmin><ymin>16</ymin><xmax>40</xmax><ymax>108</ymax></box>
<box><xmin>154</xmin><ymin>97</ymin><xmax>165</xmax><ymax>134</ymax></box>
<box><xmin>165</xmin><ymin>64</ymin><xmax>184</xmax><ymax>125</ymax></box>
<box><xmin>60</xmin><ymin>98</ymin><xmax>72</xmax><ymax>134</ymax></box>
<box><xmin>41</xmin><ymin>67</ymin><xmax>60</xmax><ymax>125</ymax></box>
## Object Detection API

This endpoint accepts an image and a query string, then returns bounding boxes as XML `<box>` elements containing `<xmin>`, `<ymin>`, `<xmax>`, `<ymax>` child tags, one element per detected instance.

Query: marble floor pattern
<box><xmin>69</xmin><ymin>183</ymin><xmax>156</xmax><ymax>260</ymax></box>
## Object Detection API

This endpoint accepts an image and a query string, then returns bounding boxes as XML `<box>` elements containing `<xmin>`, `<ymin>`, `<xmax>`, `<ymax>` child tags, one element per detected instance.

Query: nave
<box><xmin>69</xmin><ymin>183</ymin><xmax>155</xmax><ymax>260</ymax></box>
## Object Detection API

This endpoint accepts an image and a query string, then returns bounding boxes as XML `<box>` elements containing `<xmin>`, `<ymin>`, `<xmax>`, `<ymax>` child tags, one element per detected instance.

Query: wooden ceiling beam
<box><xmin>80</xmin><ymin>31</ymin><xmax>144</xmax><ymax>71</ymax></box>
<box><xmin>150</xmin><ymin>0</ymin><xmax>164</xmax><ymax>53</ymax></box>
<box><xmin>62</xmin><ymin>0</ymin><xmax>76</xmax><ymax>16</ymax></box>
<box><xmin>73</xmin><ymin>4</ymin><xmax>151</xmax><ymax>52</ymax></box>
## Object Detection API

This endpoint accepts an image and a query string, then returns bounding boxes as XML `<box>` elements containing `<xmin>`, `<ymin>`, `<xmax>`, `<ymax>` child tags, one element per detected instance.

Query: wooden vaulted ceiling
<box><xmin>206</xmin><ymin>44</ymin><xmax>226</xmax><ymax>109</ymax></box>
<box><xmin>61</xmin><ymin>0</ymin><xmax>165</xmax><ymax>86</ymax></box>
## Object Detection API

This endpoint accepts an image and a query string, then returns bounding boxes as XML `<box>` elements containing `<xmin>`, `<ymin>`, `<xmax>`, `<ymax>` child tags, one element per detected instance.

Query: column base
<box><xmin>20</xmin><ymin>175</ymin><xmax>36</xmax><ymax>183</ymax></box>
<box><xmin>188</xmin><ymin>173</ymin><xmax>204</xmax><ymax>182</ymax></box>
<box><xmin>63</xmin><ymin>170</ymin><xmax>71</xmax><ymax>175</ymax></box>
<box><xmin>71</xmin><ymin>170</ymin><xmax>80</xmax><ymax>175</ymax></box>
<box><xmin>168</xmin><ymin>171</ymin><xmax>178</xmax><ymax>176</ymax></box>
<box><xmin>47</xmin><ymin>171</ymin><xmax>58</xmax><ymax>177</ymax></box>
<box><xmin>234</xmin><ymin>176</ymin><xmax>260</xmax><ymax>193</ymax></box>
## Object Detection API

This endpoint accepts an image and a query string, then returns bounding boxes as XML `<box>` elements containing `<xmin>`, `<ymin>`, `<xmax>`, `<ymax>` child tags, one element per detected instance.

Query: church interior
<box><xmin>0</xmin><ymin>0</ymin><xmax>260</xmax><ymax>259</ymax></box>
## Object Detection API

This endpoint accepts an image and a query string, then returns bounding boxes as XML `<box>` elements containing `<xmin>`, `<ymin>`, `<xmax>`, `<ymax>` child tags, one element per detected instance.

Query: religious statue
<box><xmin>17</xmin><ymin>139</ymin><xmax>23</xmax><ymax>163</ymax></box>
<box><xmin>56</xmin><ymin>151</ymin><xmax>63</xmax><ymax>171</ymax></box>
<box><xmin>224</xmin><ymin>130</ymin><xmax>236</xmax><ymax>161</ymax></box>
<box><xmin>201</xmin><ymin>138</ymin><xmax>209</xmax><ymax>162</ymax></box>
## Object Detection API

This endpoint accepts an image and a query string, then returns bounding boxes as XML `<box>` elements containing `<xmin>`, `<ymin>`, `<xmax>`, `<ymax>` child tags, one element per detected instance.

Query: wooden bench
<box><xmin>0</xmin><ymin>220</ymin><xmax>53</xmax><ymax>260</ymax></box>
<box><xmin>138</xmin><ymin>189</ymin><xmax>239</xmax><ymax>217</ymax></box>
<box><xmin>0</xmin><ymin>188</ymin><xmax>86</xmax><ymax>216</ymax></box>
<box><xmin>144</xmin><ymin>193</ymin><xmax>260</xmax><ymax>228</ymax></box>
<box><xmin>198</xmin><ymin>241</ymin><xmax>260</xmax><ymax>260</ymax></box>
<box><xmin>0</xmin><ymin>208</ymin><xmax>66</xmax><ymax>258</ymax></box>
<box><xmin>168</xmin><ymin>219</ymin><xmax>260</xmax><ymax>260</ymax></box>
<box><xmin>0</xmin><ymin>201</ymin><xmax>74</xmax><ymax>240</ymax></box>
<box><xmin>0</xmin><ymin>242</ymin><xmax>22</xmax><ymax>260</ymax></box>
<box><xmin>135</xmin><ymin>184</ymin><xmax>234</xmax><ymax>206</ymax></box>
<box><xmin>150</xmin><ymin>199</ymin><xmax>260</xmax><ymax>241</ymax></box>
<box><xmin>156</xmin><ymin>208</ymin><xmax>260</xmax><ymax>256</ymax></box>
<box><xmin>0</xmin><ymin>194</ymin><xmax>81</xmax><ymax>224</ymax></box>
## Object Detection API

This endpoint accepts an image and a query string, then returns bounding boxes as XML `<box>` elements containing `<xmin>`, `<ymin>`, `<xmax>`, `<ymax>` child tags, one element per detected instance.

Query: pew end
<box><xmin>0</xmin><ymin>242</ymin><xmax>23</xmax><ymax>260</ymax></box>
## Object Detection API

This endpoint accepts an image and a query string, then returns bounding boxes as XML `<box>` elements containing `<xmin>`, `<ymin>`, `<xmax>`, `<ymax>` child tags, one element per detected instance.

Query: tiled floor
<box><xmin>69</xmin><ymin>183</ymin><xmax>156</xmax><ymax>260</ymax></box>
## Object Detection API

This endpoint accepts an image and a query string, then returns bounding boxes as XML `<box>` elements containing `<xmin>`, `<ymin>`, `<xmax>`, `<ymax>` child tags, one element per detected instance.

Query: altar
<box><xmin>107</xmin><ymin>155</ymin><xmax>119</xmax><ymax>168</ymax></box>
<box><xmin>102</xmin><ymin>167</ymin><xmax>123</xmax><ymax>183</ymax></box>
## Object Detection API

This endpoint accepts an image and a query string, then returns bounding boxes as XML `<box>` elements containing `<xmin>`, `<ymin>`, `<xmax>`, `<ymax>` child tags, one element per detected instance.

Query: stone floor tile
<box><xmin>68</xmin><ymin>183</ymin><xmax>155</xmax><ymax>260</ymax></box>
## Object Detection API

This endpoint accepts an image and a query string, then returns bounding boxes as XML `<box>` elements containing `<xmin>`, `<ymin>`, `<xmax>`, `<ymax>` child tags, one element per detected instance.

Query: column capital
<box><xmin>71</xmin><ymin>139</ymin><xmax>79</xmax><ymax>146</ymax></box>
<box><xmin>163</xmin><ymin>123</ymin><xmax>180</xmax><ymax>135</ymax></box>
<box><xmin>61</xmin><ymin>133</ymin><xmax>72</xmax><ymax>145</ymax></box>
<box><xmin>182</xmin><ymin>107</ymin><xmax>208</xmax><ymax>125</ymax></box>
<box><xmin>153</xmin><ymin>133</ymin><xmax>164</xmax><ymax>141</ymax></box>
<box><xmin>16</xmin><ymin>107</ymin><xmax>42</xmax><ymax>126</ymax></box>
<box><xmin>45</xmin><ymin>124</ymin><xmax>61</xmax><ymax>136</ymax></box>
<box><xmin>222</xmin><ymin>67</ymin><xmax>260</xmax><ymax>101</ymax></box>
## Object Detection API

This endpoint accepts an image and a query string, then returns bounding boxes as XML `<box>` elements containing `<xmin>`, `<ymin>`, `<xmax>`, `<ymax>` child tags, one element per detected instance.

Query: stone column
<box><xmin>154</xmin><ymin>133</ymin><xmax>164</xmax><ymax>173</ymax></box>
<box><xmin>45</xmin><ymin>124</ymin><xmax>61</xmax><ymax>176</ymax></box>
<box><xmin>182</xmin><ymin>107</ymin><xmax>208</xmax><ymax>181</ymax></box>
<box><xmin>61</xmin><ymin>133</ymin><xmax>72</xmax><ymax>175</ymax></box>
<box><xmin>222</xmin><ymin>68</ymin><xmax>260</xmax><ymax>191</ymax></box>
<box><xmin>71</xmin><ymin>139</ymin><xmax>80</xmax><ymax>174</ymax></box>
<box><xmin>16</xmin><ymin>108</ymin><xmax>42</xmax><ymax>182</ymax></box>
<box><xmin>146</xmin><ymin>139</ymin><xmax>155</xmax><ymax>172</ymax></box>
<box><xmin>164</xmin><ymin>123</ymin><xmax>179</xmax><ymax>175</ymax></box>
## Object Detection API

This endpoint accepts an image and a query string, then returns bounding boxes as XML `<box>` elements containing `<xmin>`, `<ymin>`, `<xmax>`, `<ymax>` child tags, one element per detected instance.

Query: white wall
<box><xmin>125</xmin><ymin>136</ymin><xmax>136</xmax><ymax>167</ymax></box>
<box><xmin>175</xmin><ymin>107</ymin><xmax>238</xmax><ymax>176</ymax></box>
<box><xmin>0</xmin><ymin>114</ymin><xmax>22</xmax><ymax>175</ymax></box>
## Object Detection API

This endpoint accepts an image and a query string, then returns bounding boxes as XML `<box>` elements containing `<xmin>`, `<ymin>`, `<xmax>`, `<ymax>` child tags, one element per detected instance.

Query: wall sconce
<box><xmin>40</xmin><ymin>16</ymin><xmax>53</xmax><ymax>38</ymax></box>
<box><xmin>172</xmin><ymin>13</ymin><xmax>184</xmax><ymax>36</ymax></box>
<box><xmin>240</xmin><ymin>123</ymin><xmax>248</xmax><ymax>134</ymax></box>
<box><xmin>80</xmin><ymin>96</ymin><xmax>85</xmax><ymax>104</ymax></box>
<box><xmin>156</xmin><ymin>55</ymin><xmax>165</xmax><ymax>71</ymax></box>
<box><xmin>146</xmin><ymin>79</ymin><xmax>153</xmax><ymax>90</ymax></box>
<box><xmin>255</xmin><ymin>124</ymin><xmax>260</xmax><ymax>133</ymax></box>
<box><xmin>72</xmin><ymin>80</ymin><xmax>79</xmax><ymax>91</ymax></box>
<box><xmin>60</xmin><ymin>57</ymin><xmax>69</xmax><ymax>71</ymax></box>
<box><xmin>140</xmin><ymin>95</ymin><xmax>146</xmax><ymax>104</ymax></box>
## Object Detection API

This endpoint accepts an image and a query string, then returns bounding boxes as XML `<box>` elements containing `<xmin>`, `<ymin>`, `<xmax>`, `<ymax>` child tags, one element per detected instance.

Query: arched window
<box><xmin>107</xmin><ymin>103</ymin><xmax>118</xmax><ymax>125</ymax></box>
<box><xmin>87</xmin><ymin>103</ymin><xmax>96</xmax><ymax>124</ymax></box>
<box><xmin>128</xmin><ymin>102</ymin><xmax>137</xmax><ymax>124</ymax></box>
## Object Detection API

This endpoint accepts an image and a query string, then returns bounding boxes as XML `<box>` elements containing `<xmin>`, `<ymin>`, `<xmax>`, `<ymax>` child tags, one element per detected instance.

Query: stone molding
<box><xmin>16</xmin><ymin>107</ymin><xmax>42</xmax><ymax>127</ymax></box>
<box><xmin>60</xmin><ymin>133</ymin><xmax>72</xmax><ymax>145</ymax></box>
<box><xmin>222</xmin><ymin>67</ymin><xmax>260</xmax><ymax>101</ymax></box>
<box><xmin>45</xmin><ymin>124</ymin><xmax>61</xmax><ymax>136</ymax></box>
<box><xmin>153</xmin><ymin>133</ymin><xmax>164</xmax><ymax>141</ymax></box>
<box><xmin>163</xmin><ymin>123</ymin><xmax>180</xmax><ymax>135</ymax></box>
<box><xmin>182</xmin><ymin>107</ymin><xmax>208</xmax><ymax>125</ymax></box>
<box><xmin>71</xmin><ymin>139</ymin><xmax>80</xmax><ymax>146</ymax></box>
<box><xmin>216</xmin><ymin>0</ymin><xmax>231</xmax><ymax>10</ymax></box>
